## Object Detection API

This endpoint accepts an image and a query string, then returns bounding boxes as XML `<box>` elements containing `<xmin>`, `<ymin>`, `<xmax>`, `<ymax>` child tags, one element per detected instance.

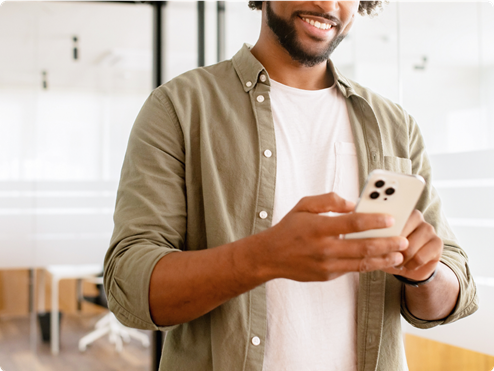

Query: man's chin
<box><xmin>288</xmin><ymin>54</ymin><xmax>329</xmax><ymax>68</ymax></box>
<box><xmin>299</xmin><ymin>34</ymin><xmax>346</xmax><ymax>64</ymax></box>
<box><xmin>293</xmin><ymin>34</ymin><xmax>343</xmax><ymax>61</ymax></box>
<box><xmin>291</xmin><ymin>47</ymin><xmax>332</xmax><ymax>66</ymax></box>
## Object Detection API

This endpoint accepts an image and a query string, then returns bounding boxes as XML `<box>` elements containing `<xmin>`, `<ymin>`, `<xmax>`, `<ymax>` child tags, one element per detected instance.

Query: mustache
<box><xmin>292</xmin><ymin>10</ymin><xmax>341</xmax><ymax>27</ymax></box>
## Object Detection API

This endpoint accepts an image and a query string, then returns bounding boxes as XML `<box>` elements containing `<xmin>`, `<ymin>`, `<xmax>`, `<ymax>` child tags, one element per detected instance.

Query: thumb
<box><xmin>293</xmin><ymin>192</ymin><xmax>355</xmax><ymax>215</ymax></box>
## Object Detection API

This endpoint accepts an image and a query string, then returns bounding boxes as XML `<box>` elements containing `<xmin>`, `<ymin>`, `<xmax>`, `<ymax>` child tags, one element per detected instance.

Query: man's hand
<box><xmin>255</xmin><ymin>192</ymin><xmax>408</xmax><ymax>282</ymax></box>
<box><xmin>150</xmin><ymin>192</ymin><xmax>411</xmax><ymax>326</ymax></box>
<box><xmin>382</xmin><ymin>209</ymin><xmax>443</xmax><ymax>281</ymax></box>
<box><xmin>379</xmin><ymin>208</ymin><xmax>460</xmax><ymax>321</ymax></box>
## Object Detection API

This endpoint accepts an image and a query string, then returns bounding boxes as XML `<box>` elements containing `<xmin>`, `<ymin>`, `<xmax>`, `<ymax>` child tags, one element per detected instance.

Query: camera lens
<box><xmin>370</xmin><ymin>191</ymin><xmax>380</xmax><ymax>199</ymax></box>
<box><xmin>375</xmin><ymin>180</ymin><xmax>385</xmax><ymax>188</ymax></box>
<box><xmin>385</xmin><ymin>188</ymin><xmax>395</xmax><ymax>195</ymax></box>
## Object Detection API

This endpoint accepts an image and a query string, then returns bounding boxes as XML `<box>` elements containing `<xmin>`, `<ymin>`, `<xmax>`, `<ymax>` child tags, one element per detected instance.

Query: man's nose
<box><xmin>311</xmin><ymin>1</ymin><xmax>339</xmax><ymax>13</ymax></box>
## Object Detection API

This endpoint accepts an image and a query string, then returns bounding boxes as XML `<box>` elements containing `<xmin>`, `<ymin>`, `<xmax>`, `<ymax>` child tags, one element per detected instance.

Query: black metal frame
<box><xmin>152</xmin><ymin>1</ymin><xmax>165</xmax><ymax>87</ymax></box>
<box><xmin>217</xmin><ymin>1</ymin><xmax>225</xmax><ymax>62</ymax></box>
<box><xmin>65</xmin><ymin>1</ymin><xmax>226</xmax><ymax>369</ymax></box>
<box><xmin>88</xmin><ymin>0</ymin><xmax>226</xmax><ymax>79</ymax></box>
<box><xmin>197</xmin><ymin>1</ymin><xmax>206</xmax><ymax>67</ymax></box>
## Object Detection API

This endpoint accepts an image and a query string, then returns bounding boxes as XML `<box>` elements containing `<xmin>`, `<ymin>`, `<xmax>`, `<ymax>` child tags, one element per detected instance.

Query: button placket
<box><xmin>367</xmin><ymin>334</ymin><xmax>375</xmax><ymax>344</ymax></box>
<box><xmin>250</xmin><ymin>79</ymin><xmax>275</xmax><ymax>236</ymax></box>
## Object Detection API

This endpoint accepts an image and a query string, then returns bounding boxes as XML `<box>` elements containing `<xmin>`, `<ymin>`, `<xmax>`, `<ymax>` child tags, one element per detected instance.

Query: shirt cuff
<box><xmin>401</xmin><ymin>243</ymin><xmax>479</xmax><ymax>329</ymax></box>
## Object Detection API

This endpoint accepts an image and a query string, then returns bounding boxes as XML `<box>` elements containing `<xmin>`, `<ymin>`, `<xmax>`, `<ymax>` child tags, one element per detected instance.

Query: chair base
<box><xmin>79</xmin><ymin>312</ymin><xmax>150</xmax><ymax>352</ymax></box>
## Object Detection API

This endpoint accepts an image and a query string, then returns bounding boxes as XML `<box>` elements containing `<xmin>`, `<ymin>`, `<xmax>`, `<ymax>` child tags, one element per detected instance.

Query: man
<box><xmin>104</xmin><ymin>2</ymin><xmax>478</xmax><ymax>370</ymax></box>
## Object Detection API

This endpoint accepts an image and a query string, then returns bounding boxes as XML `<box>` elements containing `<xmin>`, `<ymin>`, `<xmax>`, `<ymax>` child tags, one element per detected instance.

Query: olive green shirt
<box><xmin>104</xmin><ymin>44</ymin><xmax>478</xmax><ymax>371</ymax></box>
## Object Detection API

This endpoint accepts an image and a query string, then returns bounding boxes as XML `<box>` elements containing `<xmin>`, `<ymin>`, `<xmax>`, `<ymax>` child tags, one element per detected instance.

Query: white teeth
<box><xmin>303</xmin><ymin>17</ymin><xmax>331</xmax><ymax>31</ymax></box>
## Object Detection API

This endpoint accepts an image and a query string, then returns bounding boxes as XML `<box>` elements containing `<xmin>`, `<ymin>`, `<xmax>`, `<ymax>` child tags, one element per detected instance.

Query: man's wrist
<box><xmin>402</xmin><ymin>262</ymin><xmax>460</xmax><ymax>320</ymax></box>
<box><xmin>233</xmin><ymin>229</ymin><xmax>276</xmax><ymax>284</ymax></box>
<box><xmin>394</xmin><ymin>269</ymin><xmax>437</xmax><ymax>288</ymax></box>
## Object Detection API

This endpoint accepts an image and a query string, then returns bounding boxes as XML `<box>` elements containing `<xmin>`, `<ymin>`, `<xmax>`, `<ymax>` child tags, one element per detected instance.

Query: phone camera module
<box><xmin>385</xmin><ymin>188</ymin><xmax>395</xmax><ymax>195</ymax></box>
<box><xmin>375</xmin><ymin>180</ymin><xmax>385</xmax><ymax>188</ymax></box>
<box><xmin>370</xmin><ymin>191</ymin><xmax>380</xmax><ymax>199</ymax></box>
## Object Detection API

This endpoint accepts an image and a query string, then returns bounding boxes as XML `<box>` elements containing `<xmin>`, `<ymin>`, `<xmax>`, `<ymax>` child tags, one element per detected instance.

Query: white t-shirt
<box><xmin>262</xmin><ymin>79</ymin><xmax>360</xmax><ymax>371</ymax></box>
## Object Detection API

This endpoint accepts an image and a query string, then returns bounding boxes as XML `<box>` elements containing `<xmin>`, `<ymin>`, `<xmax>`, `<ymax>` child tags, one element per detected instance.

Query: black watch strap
<box><xmin>393</xmin><ymin>269</ymin><xmax>437</xmax><ymax>288</ymax></box>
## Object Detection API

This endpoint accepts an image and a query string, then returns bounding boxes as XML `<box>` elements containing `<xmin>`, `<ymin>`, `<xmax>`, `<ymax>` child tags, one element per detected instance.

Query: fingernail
<box><xmin>393</xmin><ymin>254</ymin><xmax>403</xmax><ymax>266</ymax></box>
<box><xmin>385</xmin><ymin>216</ymin><xmax>395</xmax><ymax>227</ymax></box>
<box><xmin>399</xmin><ymin>238</ymin><xmax>408</xmax><ymax>250</ymax></box>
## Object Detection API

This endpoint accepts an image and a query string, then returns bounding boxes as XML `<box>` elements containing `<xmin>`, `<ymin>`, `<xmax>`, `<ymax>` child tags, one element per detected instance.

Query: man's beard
<box><xmin>265</xmin><ymin>2</ymin><xmax>345</xmax><ymax>68</ymax></box>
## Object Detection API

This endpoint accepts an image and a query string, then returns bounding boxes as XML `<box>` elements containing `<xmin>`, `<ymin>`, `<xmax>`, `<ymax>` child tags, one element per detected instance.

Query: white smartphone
<box><xmin>345</xmin><ymin>169</ymin><xmax>425</xmax><ymax>239</ymax></box>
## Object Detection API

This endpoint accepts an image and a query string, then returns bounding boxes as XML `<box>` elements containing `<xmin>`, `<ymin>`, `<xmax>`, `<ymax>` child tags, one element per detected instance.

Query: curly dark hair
<box><xmin>247</xmin><ymin>1</ymin><xmax>386</xmax><ymax>17</ymax></box>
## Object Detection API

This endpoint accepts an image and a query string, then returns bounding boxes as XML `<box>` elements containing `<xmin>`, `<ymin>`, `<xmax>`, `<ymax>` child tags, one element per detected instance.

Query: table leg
<box><xmin>29</xmin><ymin>268</ymin><xmax>37</xmax><ymax>353</ymax></box>
<box><xmin>38</xmin><ymin>269</ymin><xmax>45</xmax><ymax>312</ymax></box>
<box><xmin>51</xmin><ymin>276</ymin><xmax>59</xmax><ymax>355</ymax></box>
<box><xmin>76</xmin><ymin>279</ymin><xmax>83</xmax><ymax>311</ymax></box>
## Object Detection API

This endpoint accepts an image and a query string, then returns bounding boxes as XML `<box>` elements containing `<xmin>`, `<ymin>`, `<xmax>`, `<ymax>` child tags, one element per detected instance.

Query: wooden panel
<box><xmin>0</xmin><ymin>269</ymin><xmax>104</xmax><ymax>317</ymax></box>
<box><xmin>405</xmin><ymin>334</ymin><xmax>494</xmax><ymax>371</ymax></box>
<box><xmin>0</xmin><ymin>270</ymin><xmax>29</xmax><ymax>316</ymax></box>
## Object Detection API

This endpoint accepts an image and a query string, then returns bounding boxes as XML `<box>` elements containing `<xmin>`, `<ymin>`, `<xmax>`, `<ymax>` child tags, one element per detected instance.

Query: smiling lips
<box><xmin>301</xmin><ymin>17</ymin><xmax>334</xmax><ymax>31</ymax></box>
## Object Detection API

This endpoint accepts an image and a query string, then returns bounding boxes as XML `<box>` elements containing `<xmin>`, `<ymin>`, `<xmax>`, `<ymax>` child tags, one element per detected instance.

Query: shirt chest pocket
<box><xmin>383</xmin><ymin>156</ymin><xmax>412</xmax><ymax>175</ymax></box>
<box><xmin>333</xmin><ymin>142</ymin><xmax>359</xmax><ymax>204</ymax></box>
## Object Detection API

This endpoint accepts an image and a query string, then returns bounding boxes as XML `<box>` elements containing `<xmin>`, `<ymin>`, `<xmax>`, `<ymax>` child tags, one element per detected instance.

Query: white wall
<box><xmin>0</xmin><ymin>2</ymin><xmax>153</xmax><ymax>268</ymax></box>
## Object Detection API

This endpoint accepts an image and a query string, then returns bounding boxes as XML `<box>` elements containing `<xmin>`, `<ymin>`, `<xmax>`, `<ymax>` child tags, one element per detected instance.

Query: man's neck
<box><xmin>250</xmin><ymin>39</ymin><xmax>334</xmax><ymax>90</ymax></box>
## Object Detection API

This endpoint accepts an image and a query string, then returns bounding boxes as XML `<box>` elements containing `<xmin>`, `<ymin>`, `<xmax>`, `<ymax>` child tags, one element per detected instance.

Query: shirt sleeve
<box><xmin>400</xmin><ymin>113</ymin><xmax>479</xmax><ymax>328</ymax></box>
<box><xmin>103</xmin><ymin>88</ymin><xmax>185</xmax><ymax>332</ymax></box>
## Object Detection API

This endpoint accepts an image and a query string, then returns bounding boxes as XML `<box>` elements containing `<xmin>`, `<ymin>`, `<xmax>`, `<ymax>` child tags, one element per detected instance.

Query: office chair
<box><xmin>78</xmin><ymin>275</ymin><xmax>150</xmax><ymax>352</ymax></box>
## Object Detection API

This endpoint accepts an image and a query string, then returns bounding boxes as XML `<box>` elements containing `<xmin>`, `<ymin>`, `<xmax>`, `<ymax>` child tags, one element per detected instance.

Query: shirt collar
<box><xmin>327</xmin><ymin>59</ymin><xmax>358</xmax><ymax>99</ymax></box>
<box><xmin>232</xmin><ymin>43</ymin><xmax>358</xmax><ymax>98</ymax></box>
<box><xmin>232</xmin><ymin>44</ymin><xmax>267</xmax><ymax>93</ymax></box>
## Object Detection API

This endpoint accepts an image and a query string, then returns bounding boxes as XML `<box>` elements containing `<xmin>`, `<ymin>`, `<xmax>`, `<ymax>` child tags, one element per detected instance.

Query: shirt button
<box><xmin>259</xmin><ymin>211</ymin><xmax>268</xmax><ymax>219</ymax></box>
<box><xmin>260</xmin><ymin>74</ymin><xmax>266</xmax><ymax>82</ymax></box>
<box><xmin>263</xmin><ymin>149</ymin><xmax>272</xmax><ymax>158</ymax></box>
<box><xmin>246</xmin><ymin>81</ymin><xmax>252</xmax><ymax>87</ymax></box>
<box><xmin>372</xmin><ymin>271</ymin><xmax>379</xmax><ymax>281</ymax></box>
<box><xmin>256</xmin><ymin>95</ymin><xmax>265</xmax><ymax>103</ymax></box>
<box><xmin>251</xmin><ymin>336</ymin><xmax>261</xmax><ymax>346</ymax></box>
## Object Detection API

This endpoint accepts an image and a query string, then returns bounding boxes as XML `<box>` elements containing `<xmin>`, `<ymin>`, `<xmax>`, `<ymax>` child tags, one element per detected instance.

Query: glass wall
<box><xmin>0</xmin><ymin>1</ymin><xmax>153</xmax><ymax>268</ymax></box>
<box><xmin>0</xmin><ymin>2</ymin><xmax>153</xmax><ymax>370</ymax></box>
<box><xmin>225</xmin><ymin>1</ymin><xmax>261</xmax><ymax>58</ymax></box>
<box><xmin>397</xmin><ymin>3</ymin><xmax>494</xmax><ymax>357</ymax></box>
<box><xmin>165</xmin><ymin>2</ymin><xmax>199</xmax><ymax>79</ymax></box>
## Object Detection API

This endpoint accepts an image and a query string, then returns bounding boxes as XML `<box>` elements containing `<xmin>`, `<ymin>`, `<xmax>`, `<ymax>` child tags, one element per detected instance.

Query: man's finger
<box><xmin>315</xmin><ymin>212</ymin><xmax>394</xmax><ymax>235</ymax></box>
<box><xmin>383</xmin><ymin>260</ymin><xmax>439</xmax><ymax>282</ymax></box>
<box><xmin>403</xmin><ymin>236</ymin><xmax>442</xmax><ymax>272</ymax></box>
<box><xmin>326</xmin><ymin>253</ymin><xmax>404</xmax><ymax>274</ymax></box>
<box><xmin>293</xmin><ymin>192</ymin><xmax>355</xmax><ymax>214</ymax></box>
<box><xmin>400</xmin><ymin>209</ymin><xmax>424</xmax><ymax>238</ymax></box>
<box><xmin>398</xmin><ymin>222</ymin><xmax>437</xmax><ymax>268</ymax></box>
<box><xmin>324</xmin><ymin>236</ymin><xmax>408</xmax><ymax>259</ymax></box>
